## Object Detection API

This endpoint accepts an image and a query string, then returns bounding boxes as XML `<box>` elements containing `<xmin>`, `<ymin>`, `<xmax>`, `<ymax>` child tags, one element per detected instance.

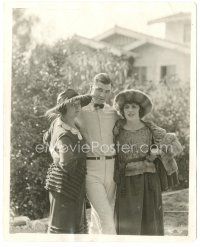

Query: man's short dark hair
<box><xmin>93</xmin><ymin>73</ymin><xmax>111</xmax><ymax>85</ymax></box>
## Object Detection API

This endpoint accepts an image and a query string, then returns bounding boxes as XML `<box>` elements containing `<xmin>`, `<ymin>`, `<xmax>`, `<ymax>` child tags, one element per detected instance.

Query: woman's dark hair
<box><xmin>57</xmin><ymin>104</ymin><xmax>68</xmax><ymax>116</ymax></box>
<box><xmin>120</xmin><ymin>101</ymin><xmax>143</xmax><ymax>119</ymax></box>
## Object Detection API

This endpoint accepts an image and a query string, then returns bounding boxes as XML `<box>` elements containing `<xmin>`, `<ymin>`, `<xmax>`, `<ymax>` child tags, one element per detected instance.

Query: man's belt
<box><xmin>87</xmin><ymin>155</ymin><xmax>116</xmax><ymax>160</ymax></box>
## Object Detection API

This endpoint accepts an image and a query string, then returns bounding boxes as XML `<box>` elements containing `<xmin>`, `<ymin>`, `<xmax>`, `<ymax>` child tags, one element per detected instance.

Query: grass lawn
<box><xmin>10</xmin><ymin>188</ymin><xmax>189</xmax><ymax>236</ymax></box>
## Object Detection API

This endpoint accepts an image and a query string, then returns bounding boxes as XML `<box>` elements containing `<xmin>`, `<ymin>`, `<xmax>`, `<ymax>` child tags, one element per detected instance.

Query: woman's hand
<box><xmin>146</xmin><ymin>148</ymin><xmax>163</xmax><ymax>161</ymax></box>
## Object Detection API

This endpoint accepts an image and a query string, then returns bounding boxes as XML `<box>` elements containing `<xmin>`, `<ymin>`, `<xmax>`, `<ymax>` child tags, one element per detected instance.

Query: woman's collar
<box><xmin>57</xmin><ymin>117</ymin><xmax>83</xmax><ymax>140</ymax></box>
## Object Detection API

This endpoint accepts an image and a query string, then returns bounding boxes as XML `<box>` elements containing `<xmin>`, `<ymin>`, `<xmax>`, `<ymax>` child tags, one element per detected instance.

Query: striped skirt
<box><xmin>45</xmin><ymin>161</ymin><xmax>88</xmax><ymax>234</ymax></box>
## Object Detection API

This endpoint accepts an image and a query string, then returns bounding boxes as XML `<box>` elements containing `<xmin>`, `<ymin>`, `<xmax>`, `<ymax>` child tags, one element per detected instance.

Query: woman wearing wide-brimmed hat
<box><xmin>43</xmin><ymin>89</ymin><xmax>91</xmax><ymax>233</ymax></box>
<box><xmin>113</xmin><ymin>89</ymin><xmax>182</xmax><ymax>235</ymax></box>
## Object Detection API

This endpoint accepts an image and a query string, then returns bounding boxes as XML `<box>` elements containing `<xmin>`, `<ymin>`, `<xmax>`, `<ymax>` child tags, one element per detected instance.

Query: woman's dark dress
<box><xmin>44</xmin><ymin>118</ymin><xmax>88</xmax><ymax>234</ymax></box>
<box><xmin>114</xmin><ymin>126</ymin><xmax>164</xmax><ymax>235</ymax></box>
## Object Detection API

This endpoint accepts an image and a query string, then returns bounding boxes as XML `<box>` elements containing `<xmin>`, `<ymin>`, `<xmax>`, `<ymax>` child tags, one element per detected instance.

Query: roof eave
<box><xmin>73</xmin><ymin>34</ymin><xmax>138</xmax><ymax>57</ymax></box>
<box><xmin>124</xmin><ymin>38</ymin><xmax>190</xmax><ymax>55</ymax></box>
<box><xmin>148</xmin><ymin>13</ymin><xmax>191</xmax><ymax>25</ymax></box>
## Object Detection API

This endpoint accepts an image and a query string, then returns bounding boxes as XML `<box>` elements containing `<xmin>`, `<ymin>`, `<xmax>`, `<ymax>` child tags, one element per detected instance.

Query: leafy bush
<box><xmin>148</xmin><ymin>83</ymin><xmax>190</xmax><ymax>188</ymax></box>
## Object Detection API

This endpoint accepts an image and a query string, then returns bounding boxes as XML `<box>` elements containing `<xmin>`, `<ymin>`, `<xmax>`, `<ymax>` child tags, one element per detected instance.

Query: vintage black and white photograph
<box><xmin>4</xmin><ymin>0</ymin><xmax>196</xmax><ymax>241</ymax></box>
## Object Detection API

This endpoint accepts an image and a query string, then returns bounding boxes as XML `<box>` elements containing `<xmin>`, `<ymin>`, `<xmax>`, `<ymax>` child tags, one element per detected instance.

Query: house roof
<box><xmin>94</xmin><ymin>25</ymin><xmax>190</xmax><ymax>54</ymax></box>
<box><xmin>148</xmin><ymin>12</ymin><xmax>191</xmax><ymax>25</ymax></box>
<box><xmin>94</xmin><ymin>25</ymin><xmax>156</xmax><ymax>43</ymax></box>
<box><xmin>73</xmin><ymin>34</ymin><xmax>138</xmax><ymax>57</ymax></box>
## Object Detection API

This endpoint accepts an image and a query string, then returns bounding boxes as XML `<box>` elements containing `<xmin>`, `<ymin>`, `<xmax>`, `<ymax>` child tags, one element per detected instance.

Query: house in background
<box><xmin>148</xmin><ymin>12</ymin><xmax>191</xmax><ymax>44</ymax></box>
<box><xmin>147</xmin><ymin>12</ymin><xmax>191</xmax><ymax>84</ymax></box>
<box><xmin>74</xmin><ymin>12</ymin><xmax>191</xmax><ymax>85</ymax></box>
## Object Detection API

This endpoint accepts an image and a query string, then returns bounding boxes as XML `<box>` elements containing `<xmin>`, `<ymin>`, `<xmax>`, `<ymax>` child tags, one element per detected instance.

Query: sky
<box><xmin>23</xmin><ymin>1</ymin><xmax>194</xmax><ymax>45</ymax></box>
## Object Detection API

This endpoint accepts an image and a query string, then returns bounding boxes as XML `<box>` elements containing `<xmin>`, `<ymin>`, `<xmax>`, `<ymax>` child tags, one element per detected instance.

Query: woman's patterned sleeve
<box><xmin>57</xmin><ymin>135</ymin><xmax>76</xmax><ymax>170</ymax></box>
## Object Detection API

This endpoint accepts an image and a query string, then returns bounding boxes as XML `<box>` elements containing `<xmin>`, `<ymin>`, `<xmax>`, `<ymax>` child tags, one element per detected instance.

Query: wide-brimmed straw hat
<box><xmin>113</xmin><ymin>89</ymin><xmax>153</xmax><ymax>118</ymax></box>
<box><xmin>46</xmin><ymin>88</ymin><xmax>92</xmax><ymax>118</ymax></box>
<box><xmin>56</xmin><ymin>89</ymin><xmax>91</xmax><ymax>107</ymax></box>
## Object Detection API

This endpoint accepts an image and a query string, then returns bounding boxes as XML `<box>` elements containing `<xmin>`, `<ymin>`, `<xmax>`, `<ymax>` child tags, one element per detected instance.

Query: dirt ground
<box><xmin>10</xmin><ymin>188</ymin><xmax>189</xmax><ymax>236</ymax></box>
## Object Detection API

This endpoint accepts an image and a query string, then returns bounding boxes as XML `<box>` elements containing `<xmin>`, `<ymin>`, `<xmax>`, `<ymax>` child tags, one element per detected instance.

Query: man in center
<box><xmin>75</xmin><ymin>73</ymin><xmax>119</xmax><ymax>234</ymax></box>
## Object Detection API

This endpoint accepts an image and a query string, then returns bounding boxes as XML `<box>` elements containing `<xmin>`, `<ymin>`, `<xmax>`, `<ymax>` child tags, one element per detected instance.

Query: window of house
<box><xmin>160</xmin><ymin>65</ymin><xmax>176</xmax><ymax>84</ymax></box>
<box><xmin>133</xmin><ymin>66</ymin><xmax>147</xmax><ymax>83</ymax></box>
